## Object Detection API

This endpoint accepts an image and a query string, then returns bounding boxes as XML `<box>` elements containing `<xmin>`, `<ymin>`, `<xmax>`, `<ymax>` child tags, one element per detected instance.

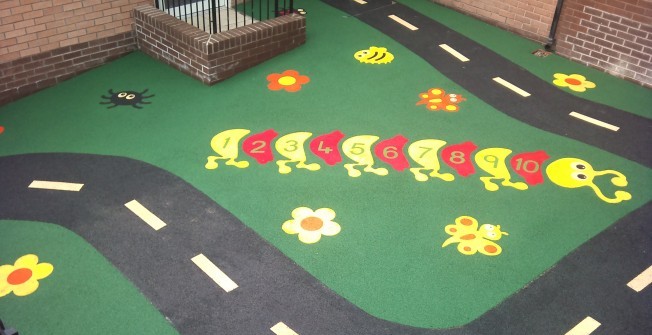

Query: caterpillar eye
<box><xmin>126</xmin><ymin>94</ymin><xmax>136</xmax><ymax>100</ymax></box>
<box><xmin>484</xmin><ymin>225</ymin><xmax>495</xmax><ymax>231</ymax></box>
<box><xmin>571</xmin><ymin>172</ymin><xmax>588</xmax><ymax>181</ymax></box>
<box><xmin>571</xmin><ymin>162</ymin><xmax>587</xmax><ymax>170</ymax></box>
<box><xmin>118</xmin><ymin>92</ymin><xmax>127</xmax><ymax>98</ymax></box>
<box><xmin>486</xmin><ymin>232</ymin><xmax>497</xmax><ymax>238</ymax></box>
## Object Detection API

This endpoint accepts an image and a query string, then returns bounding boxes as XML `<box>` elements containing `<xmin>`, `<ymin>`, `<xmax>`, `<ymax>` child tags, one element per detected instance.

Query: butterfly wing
<box><xmin>443</xmin><ymin>215</ymin><xmax>478</xmax><ymax>248</ymax></box>
<box><xmin>454</xmin><ymin>215</ymin><xmax>478</xmax><ymax>231</ymax></box>
<box><xmin>477</xmin><ymin>240</ymin><xmax>503</xmax><ymax>256</ymax></box>
<box><xmin>456</xmin><ymin>241</ymin><xmax>479</xmax><ymax>255</ymax></box>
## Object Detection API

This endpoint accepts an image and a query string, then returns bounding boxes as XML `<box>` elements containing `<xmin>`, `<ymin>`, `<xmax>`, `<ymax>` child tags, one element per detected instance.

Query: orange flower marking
<box><xmin>267</xmin><ymin>70</ymin><xmax>310</xmax><ymax>92</ymax></box>
<box><xmin>0</xmin><ymin>254</ymin><xmax>54</xmax><ymax>297</ymax></box>
<box><xmin>416</xmin><ymin>88</ymin><xmax>466</xmax><ymax>112</ymax></box>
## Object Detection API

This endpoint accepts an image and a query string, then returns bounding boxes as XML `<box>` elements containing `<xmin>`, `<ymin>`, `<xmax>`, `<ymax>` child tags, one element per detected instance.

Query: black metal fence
<box><xmin>155</xmin><ymin>0</ymin><xmax>295</xmax><ymax>34</ymax></box>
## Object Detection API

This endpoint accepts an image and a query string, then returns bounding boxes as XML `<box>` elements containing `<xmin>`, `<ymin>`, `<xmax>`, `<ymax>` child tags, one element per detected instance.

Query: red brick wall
<box><xmin>0</xmin><ymin>0</ymin><xmax>152</xmax><ymax>105</ymax></box>
<box><xmin>432</xmin><ymin>0</ymin><xmax>558</xmax><ymax>43</ymax></box>
<box><xmin>555</xmin><ymin>0</ymin><xmax>652</xmax><ymax>87</ymax></box>
<box><xmin>133</xmin><ymin>5</ymin><xmax>306</xmax><ymax>85</ymax></box>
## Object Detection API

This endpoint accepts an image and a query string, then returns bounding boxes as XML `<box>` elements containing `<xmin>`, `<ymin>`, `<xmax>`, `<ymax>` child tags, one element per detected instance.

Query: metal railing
<box><xmin>155</xmin><ymin>0</ymin><xmax>295</xmax><ymax>33</ymax></box>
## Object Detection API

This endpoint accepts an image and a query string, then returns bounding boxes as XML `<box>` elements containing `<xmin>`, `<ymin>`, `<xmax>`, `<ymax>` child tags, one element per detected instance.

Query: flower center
<box><xmin>278</xmin><ymin>76</ymin><xmax>297</xmax><ymax>86</ymax></box>
<box><xmin>564</xmin><ymin>77</ymin><xmax>582</xmax><ymax>86</ymax></box>
<box><xmin>7</xmin><ymin>268</ymin><xmax>32</xmax><ymax>285</ymax></box>
<box><xmin>300</xmin><ymin>216</ymin><xmax>324</xmax><ymax>231</ymax></box>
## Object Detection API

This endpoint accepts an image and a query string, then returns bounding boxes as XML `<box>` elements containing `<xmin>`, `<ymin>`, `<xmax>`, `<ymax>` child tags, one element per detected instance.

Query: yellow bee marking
<box><xmin>206</xmin><ymin>129</ymin><xmax>251</xmax><ymax>169</ymax></box>
<box><xmin>275</xmin><ymin>132</ymin><xmax>321</xmax><ymax>174</ymax></box>
<box><xmin>442</xmin><ymin>216</ymin><xmax>508</xmax><ymax>256</ymax></box>
<box><xmin>354</xmin><ymin>46</ymin><xmax>394</xmax><ymax>64</ymax></box>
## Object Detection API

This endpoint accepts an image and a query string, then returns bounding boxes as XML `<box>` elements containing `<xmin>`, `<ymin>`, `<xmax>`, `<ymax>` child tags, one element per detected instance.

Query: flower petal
<box><xmin>266</xmin><ymin>73</ymin><xmax>282</xmax><ymax>81</ymax></box>
<box><xmin>282</xmin><ymin>220</ymin><xmax>299</xmax><ymax>234</ymax></box>
<box><xmin>569</xmin><ymin>74</ymin><xmax>586</xmax><ymax>81</ymax></box>
<box><xmin>298</xmin><ymin>231</ymin><xmax>322</xmax><ymax>244</ymax></box>
<box><xmin>320</xmin><ymin>221</ymin><xmax>341</xmax><ymax>236</ymax></box>
<box><xmin>0</xmin><ymin>283</ymin><xmax>12</xmax><ymax>297</ymax></box>
<box><xmin>0</xmin><ymin>265</ymin><xmax>14</xmax><ymax>280</ymax></box>
<box><xmin>553</xmin><ymin>73</ymin><xmax>566</xmax><ymax>79</ymax></box>
<box><xmin>14</xmin><ymin>254</ymin><xmax>38</xmax><ymax>268</ymax></box>
<box><xmin>292</xmin><ymin>207</ymin><xmax>314</xmax><ymax>219</ymax></box>
<box><xmin>552</xmin><ymin>79</ymin><xmax>568</xmax><ymax>87</ymax></box>
<box><xmin>583</xmin><ymin>81</ymin><xmax>596</xmax><ymax>88</ymax></box>
<box><xmin>283</xmin><ymin>70</ymin><xmax>300</xmax><ymax>77</ymax></box>
<box><xmin>268</xmin><ymin>83</ymin><xmax>284</xmax><ymax>91</ymax></box>
<box><xmin>12</xmin><ymin>279</ymin><xmax>39</xmax><ymax>296</ymax></box>
<box><xmin>569</xmin><ymin>85</ymin><xmax>586</xmax><ymax>92</ymax></box>
<box><xmin>315</xmin><ymin>208</ymin><xmax>336</xmax><ymax>221</ymax></box>
<box><xmin>284</xmin><ymin>84</ymin><xmax>303</xmax><ymax>92</ymax></box>
<box><xmin>32</xmin><ymin>263</ymin><xmax>54</xmax><ymax>280</ymax></box>
<box><xmin>296</xmin><ymin>75</ymin><xmax>310</xmax><ymax>85</ymax></box>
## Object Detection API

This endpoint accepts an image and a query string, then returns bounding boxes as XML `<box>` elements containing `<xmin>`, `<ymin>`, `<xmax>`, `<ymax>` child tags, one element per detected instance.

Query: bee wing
<box><xmin>478</xmin><ymin>240</ymin><xmax>503</xmax><ymax>256</ymax></box>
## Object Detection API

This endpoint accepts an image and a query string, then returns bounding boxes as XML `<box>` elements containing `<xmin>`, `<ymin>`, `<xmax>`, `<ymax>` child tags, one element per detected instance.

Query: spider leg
<box><xmin>101</xmin><ymin>95</ymin><xmax>111</xmax><ymax>99</ymax></box>
<box><xmin>140</xmin><ymin>89</ymin><xmax>149</xmax><ymax>94</ymax></box>
<box><xmin>131</xmin><ymin>104</ymin><xmax>143</xmax><ymax>109</ymax></box>
<box><xmin>142</xmin><ymin>94</ymin><xmax>155</xmax><ymax>98</ymax></box>
<box><xmin>108</xmin><ymin>89</ymin><xmax>115</xmax><ymax>94</ymax></box>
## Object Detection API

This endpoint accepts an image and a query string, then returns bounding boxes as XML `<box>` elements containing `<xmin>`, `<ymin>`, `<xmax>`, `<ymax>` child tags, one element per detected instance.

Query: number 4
<box><xmin>317</xmin><ymin>141</ymin><xmax>333</xmax><ymax>154</ymax></box>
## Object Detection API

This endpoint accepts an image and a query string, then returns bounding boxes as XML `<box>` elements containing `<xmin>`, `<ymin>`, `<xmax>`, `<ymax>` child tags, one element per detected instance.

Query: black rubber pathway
<box><xmin>322</xmin><ymin>0</ymin><xmax>652</xmax><ymax>168</ymax></box>
<box><xmin>1</xmin><ymin>153</ymin><xmax>650</xmax><ymax>334</ymax></box>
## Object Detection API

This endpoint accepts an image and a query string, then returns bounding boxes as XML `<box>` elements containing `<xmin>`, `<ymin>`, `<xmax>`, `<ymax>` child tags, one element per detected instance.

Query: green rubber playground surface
<box><xmin>1</xmin><ymin>0</ymin><xmax>651</xmax><ymax>332</ymax></box>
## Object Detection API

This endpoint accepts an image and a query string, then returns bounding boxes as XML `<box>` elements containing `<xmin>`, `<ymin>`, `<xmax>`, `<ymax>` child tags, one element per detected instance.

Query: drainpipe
<box><xmin>545</xmin><ymin>0</ymin><xmax>565</xmax><ymax>51</ymax></box>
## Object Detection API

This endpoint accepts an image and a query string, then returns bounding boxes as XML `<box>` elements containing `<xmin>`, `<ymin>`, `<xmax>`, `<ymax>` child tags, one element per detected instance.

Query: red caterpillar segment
<box><xmin>374</xmin><ymin>135</ymin><xmax>410</xmax><ymax>171</ymax></box>
<box><xmin>510</xmin><ymin>150</ymin><xmax>550</xmax><ymax>186</ymax></box>
<box><xmin>441</xmin><ymin>141</ymin><xmax>478</xmax><ymax>177</ymax></box>
<box><xmin>243</xmin><ymin>129</ymin><xmax>278</xmax><ymax>164</ymax></box>
<box><xmin>310</xmin><ymin>130</ymin><xmax>345</xmax><ymax>166</ymax></box>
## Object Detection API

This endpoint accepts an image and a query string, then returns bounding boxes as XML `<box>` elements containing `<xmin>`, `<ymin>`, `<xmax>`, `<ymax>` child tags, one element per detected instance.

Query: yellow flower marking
<box><xmin>553</xmin><ymin>73</ymin><xmax>596</xmax><ymax>92</ymax></box>
<box><xmin>0</xmin><ymin>254</ymin><xmax>54</xmax><ymax>297</ymax></box>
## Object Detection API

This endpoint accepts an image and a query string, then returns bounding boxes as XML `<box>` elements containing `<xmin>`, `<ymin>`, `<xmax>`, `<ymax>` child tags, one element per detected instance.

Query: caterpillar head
<box><xmin>545</xmin><ymin>158</ymin><xmax>631</xmax><ymax>204</ymax></box>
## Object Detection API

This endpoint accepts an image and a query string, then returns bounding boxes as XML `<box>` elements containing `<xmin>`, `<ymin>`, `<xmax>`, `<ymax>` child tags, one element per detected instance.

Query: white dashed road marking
<box><xmin>569</xmin><ymin>111</ymin><xmax>620</xmax><ymax>132</ymax></box>
<box><xmin>439</xmin><ymin>44</ymin><xmax>470</xmax><ymax>62</ymax></box>
<box><xmin>125</xmin><ymin>199</ymin><xmax>167</xmax><ymax>230</ymax></box>
<box><xmin>29</xmin><ymin>180</ymin><xmax>84</xmax><ymax>191</ymax></box>
<box><xmin>191</xmin><ymin>254</ymin><xmax>239</xmax><ymax>293</ymax></box>
<box><xmin>564</xmin><ymin>317</ymin><xmax>601</xmax><ymax>335</ymax></box>
<box><xmin>270</xmin><ymin>322</ymin><xmax>299</xmax><ymax>335</ymax></box>
<box><xmin>388</xmin><ymin>14</ymin><xmax>419</xmax><ymax>31</ymax></box>
<box><xmin>627</xmin><ymin>265</ymin><xmax>652</xmax><ymax>292</ymax></box>
<box><xmin>353</xmin><ymin>0</ymin><xmax>367</xmax><ymax>4</ymax></box>
<box><xmin>492</xmin><ymin>77</ymin><xmax>531</xmax><ymax>97</ymax></box>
